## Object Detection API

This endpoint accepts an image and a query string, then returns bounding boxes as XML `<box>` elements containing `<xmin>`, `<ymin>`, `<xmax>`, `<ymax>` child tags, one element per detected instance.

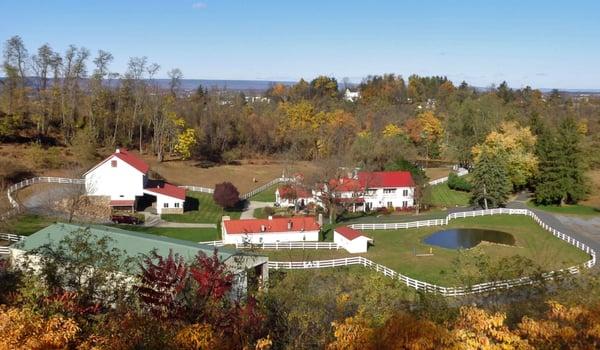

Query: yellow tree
<box><xmin>472</xmin><ymin>121</ymin><xmax>538</xmax><ymax>188</ymax></box>
<box><xmin>174</xmin><ymin>128</ymin><xmax>198</xmax><ymax>160</ymax></box>
<box><xmin>328</xmin><ymin>313</ymin><xmax>375</xmax><ymax>350</ymax></box>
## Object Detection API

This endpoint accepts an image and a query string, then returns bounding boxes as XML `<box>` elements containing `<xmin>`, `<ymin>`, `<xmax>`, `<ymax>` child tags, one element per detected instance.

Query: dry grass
<box><xmin>582</xmin><ymin>170</ymin><xmax>600</xmax><ymax>208</ymax></box>
<box><xmin>425</xmin><ymin>167</ymin><xmax>451</xmax><ymax>181</ymax></box>
<box><xmin>142</xmin><ymin>155</ymin><xmax>318</xmax><ymax>193</ymax></box>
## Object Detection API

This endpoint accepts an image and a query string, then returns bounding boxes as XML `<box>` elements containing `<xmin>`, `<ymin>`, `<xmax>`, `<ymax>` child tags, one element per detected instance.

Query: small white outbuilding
<box><xmin>334</xmin><ymin>226</ymin><xmax>373</xmax><ymax>253</ymax></box>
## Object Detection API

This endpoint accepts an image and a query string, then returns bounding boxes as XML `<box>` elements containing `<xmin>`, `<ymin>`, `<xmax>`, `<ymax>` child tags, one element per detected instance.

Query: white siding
<box><xmin>364</xmin><ymin>186</ymin><xmax>414</xmax><ymax>209</ymax></box>
<box><xmin>85</xmin><ymin>156</ymin><xmax>145</xmax><ymax>201</ymax></box>
<box><xmin>153</xmin><ymin>193</ymin><xmax>185</xmax><ymax>214</ymax></box>
<box><xmin>222</xmin><ymin>227</ymin><xmax>319</xmax><ymax>244</ymax></box>
<box><xmin>333</xmin><ymin>231</ymin><xmax>370</xmax><ymax>253</ymax></box>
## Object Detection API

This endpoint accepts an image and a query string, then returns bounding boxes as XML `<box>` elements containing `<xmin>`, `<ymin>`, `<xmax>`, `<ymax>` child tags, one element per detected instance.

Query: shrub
<box><xmin>26</xmin><ymin>144</ymin><xmax>64</xmax><ymax>169</ymax></box>
<box><xmin>447</xmin><ymin>173</ymin><xmax>472</xmax><ymax>192</ymax></box>
<box><xmin>213</xmin><ymin>182</ymin><xmax>240</xmax><ymax>209</ymax></box>
<box><xmin>263</xmin><ymin>206</ymin><xmax>275</xmax><ymax>216</ymax></box>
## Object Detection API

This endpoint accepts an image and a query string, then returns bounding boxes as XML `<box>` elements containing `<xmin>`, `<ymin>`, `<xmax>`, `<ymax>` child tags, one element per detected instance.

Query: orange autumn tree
<box><xmin>404</xmin><ymin>110</ymin><xmax>444</xmax><ymax>159</ymax></box>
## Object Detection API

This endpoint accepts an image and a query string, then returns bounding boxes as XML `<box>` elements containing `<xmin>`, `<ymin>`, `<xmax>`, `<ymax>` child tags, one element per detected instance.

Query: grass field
<box><xmin>430</xmin><ymin>183</ymin><xmax>471</xmax><ymax>208</ymax></box>
<box><xmin>260</xmin><ymin>215</ymin><xmax>590</xmax><ymax>286</ymax></box>
<box><xmin>526</xmin><ymin>201</ymin><xmax>600</xmax><ymax>216</ymax></box>
<box><xmin>249</xmin><ymin>184</ymin><xmax>279</xmax><ymax>203</ymax></box>
<box><xmin>112</xmin><ymin>225</ymin><xmax>220</xmax><ymax>242</ymax></box>
<box><xmin>161</xmin><ymin>191</ymin><xmax>242</xmax><ymax>224</ymax></box>
<box><xmin>3</xmin><ymin>214</ymin><xmax>58</xmax><ymax>236</ymax></box>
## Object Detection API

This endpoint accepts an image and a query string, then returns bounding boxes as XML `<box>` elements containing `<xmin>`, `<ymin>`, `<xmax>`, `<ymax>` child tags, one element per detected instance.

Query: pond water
<box><xmin>423</xmin><ymin>228</ymin><xmax>516</xmax><ymax>249</ymax></box>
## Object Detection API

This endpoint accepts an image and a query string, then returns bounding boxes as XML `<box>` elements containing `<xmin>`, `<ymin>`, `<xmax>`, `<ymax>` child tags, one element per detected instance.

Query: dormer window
<box><xmin>111</xmin><ymin>160</ymin><xmax>117</xmax><ymax>167</ymax></box>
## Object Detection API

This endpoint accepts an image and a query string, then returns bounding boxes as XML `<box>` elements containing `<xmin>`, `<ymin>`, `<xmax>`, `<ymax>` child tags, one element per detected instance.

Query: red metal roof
<box><xmin>327</xmin><ymin>177</ymin><xmax>363</xmax><ymax>192</ymax></box>
<box><xmin>109</xmin><ymin>200</ymin><xmax>135</xmax><ymax>206</ymax></box>
<box><xmin>223</xmin><ymin>217</ymin><xmax>320</xmax><ymax>235</ymax></box>
<box><xmin>335</xmin><ymin>226</ymin><xmax>366</xmax><ymax>241</ymax></box>
<box><xmin>277</xmin><ymin>185</ymin><xmax>312</xmax><ymax>199</ymax></box>
<box><xmin>358</xmin><ymin>171</ymin><xmax>414</xmax><ymax>188</ymax></box>
<box><xmin>144</xmin><ymin>182</ymin><xmax>186</xmax><ymax>200</ymax></box>
<box><xmin>113</xmin><ymin>149</ymin><xmax>150</xmax><ymax>174</ymax></box>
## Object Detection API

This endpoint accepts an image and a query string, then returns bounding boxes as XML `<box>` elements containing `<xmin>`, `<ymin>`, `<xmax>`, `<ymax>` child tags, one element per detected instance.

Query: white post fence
<box><xmin>197</xmin><ymin>240</ymin><xmax>226</xmax><ymax>247</ymax></box>
<box><xmin>3</xmin><ymin>177</ymin><xmax>85</xmax><ymax>221</ymax></box>
<box><xmin>270</xmin><ymin>208</ymin><xmax>596</xmax><ymax>296</ymax></box>
<box><xmin>240</xmin><ymin>177</ymin><xmax>294</xmax><ymax>200</ymax></box>
<box><xmin>428</xmin><ymin>168</ymin><xmax>469</xmax><ymax>186</ymax></box>
<box><xmin>179</xmin><ymin>185</ymin><xmax>214</xmax><ymax>194</ymax></box>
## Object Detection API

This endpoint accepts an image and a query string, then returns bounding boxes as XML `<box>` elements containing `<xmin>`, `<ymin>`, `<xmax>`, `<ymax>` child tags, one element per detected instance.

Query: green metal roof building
<box><xmin>12</xmin><ymin>223</ymin><xmax>269</xmax><ymax>292</ymax></box>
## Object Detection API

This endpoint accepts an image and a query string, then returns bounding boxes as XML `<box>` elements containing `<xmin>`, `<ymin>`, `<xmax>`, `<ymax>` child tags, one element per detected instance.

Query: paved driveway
<box><xmin>241</xmin><ymin>201</ymin><xmax>273</xmax><ymax>219</ymax></box>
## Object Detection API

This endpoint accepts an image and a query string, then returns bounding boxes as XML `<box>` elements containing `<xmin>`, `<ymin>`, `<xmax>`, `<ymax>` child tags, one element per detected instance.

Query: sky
<box><xmin>1</xmin><ymin>0</ymin><xmax>599</xmax><ymax>89</ymax></box>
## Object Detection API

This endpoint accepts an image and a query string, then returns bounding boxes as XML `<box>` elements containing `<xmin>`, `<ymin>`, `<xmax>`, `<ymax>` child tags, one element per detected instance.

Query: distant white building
<box><xmin>274</xmin><ymin>185</ymin><xmax>316</xmax><ymax>207</ymax></box>
<box><xmin>221</xmin><ymin>216</ymin><xmax>320</xmax><ymax>244</ymax></box>
<box><xmin>334</xmin><ymin>226</ymin><xmax>372</xmax><ymax>253</ymax></box>
<box><xmin>344</xmin><ymin>89</ymin><xmax>360</xmax><ymax>102</ymax></box>
<box><xmin>84</xmin><ymin>149</ymin><xmax>185</xmax><ymax>214</ymax></box>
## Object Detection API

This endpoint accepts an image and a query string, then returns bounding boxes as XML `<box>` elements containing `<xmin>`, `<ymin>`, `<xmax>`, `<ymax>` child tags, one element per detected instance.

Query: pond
<box><xmin>423</xmin><ymin>228</ymin><xmax>516</xmax><ymax>249</ymax></box>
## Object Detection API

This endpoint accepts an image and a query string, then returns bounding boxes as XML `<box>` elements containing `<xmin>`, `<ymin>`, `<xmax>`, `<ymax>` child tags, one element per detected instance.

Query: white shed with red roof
<box><xmin>333</xmin><ymin>226</ymin><xmax>372</xmax><ymax>253</ymax></box>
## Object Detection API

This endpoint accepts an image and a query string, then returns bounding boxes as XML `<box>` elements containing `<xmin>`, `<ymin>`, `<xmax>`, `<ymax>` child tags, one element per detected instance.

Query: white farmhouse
<box><xmin>84</xmin><ymin>148</ymin><xmax>185</xmax><ymax>214</ymax></box>
<box><xmin>333</xmin><ymin>226</ymin><xmax>372</xmax><ymax>253</ymax></box>
<box><xmin>344</xmin><ymin>89</ymin><xmax>360</xmax><ymax>102</ymax></box>
<box><xmin>315</xmin><ymin>171</ymin><xmax>415</xmax><ymax>212</ymax></box>
<box><xmin>221</xmin><ymin>216</ymin><xmax>320</xmax><ymax>244</ymax></box>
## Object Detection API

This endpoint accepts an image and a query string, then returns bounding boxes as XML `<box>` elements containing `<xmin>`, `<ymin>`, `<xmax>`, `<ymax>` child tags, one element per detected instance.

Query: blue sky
<box><xmin>1</xmin><ymin>0</ymin><xmax>599</xmax><ymax>89</ymax></box>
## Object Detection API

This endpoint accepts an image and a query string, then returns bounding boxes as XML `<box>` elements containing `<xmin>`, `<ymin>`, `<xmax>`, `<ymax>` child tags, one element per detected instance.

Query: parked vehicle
<box><xmin>111</xmin><ymin>215</ymin><xmax>142</xmax><ymax>225</ymax></box>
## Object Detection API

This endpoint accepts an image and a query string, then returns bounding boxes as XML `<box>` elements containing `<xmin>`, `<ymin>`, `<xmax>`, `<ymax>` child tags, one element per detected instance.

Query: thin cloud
<box><xmin>192</xmin><ymin>2</ymin><xmax>207</xmax><ymax>10</ymax></box>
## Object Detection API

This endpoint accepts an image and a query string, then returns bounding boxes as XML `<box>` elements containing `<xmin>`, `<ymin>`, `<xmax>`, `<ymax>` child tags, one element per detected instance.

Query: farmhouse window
<box><xmin>174</xmin><ymin>203</ymin><xmax>180</xmax><ymax>208</ymax></box>
<box><xmin>383</xmin><ymin>188</ymin><xmax>396</xmax><ymax>194</ymax></box>
<box><xmin>387</xmin><ymin>201</ymin><xmax>393</xmax><ymax>208</ymax></box>
<box><xmin>403</xmin><ymin>201</ymin><xmax>408</xmax><ymax>208</ymax></box>
<box><xmin>164</xmin><ymin>203</ymin><xmax>169</xmax><ymax>208</ymax></box>
<box><xmin>403</xmin><ymin>189</ymin><xmax>409</xmax><ymax>196</ymax></box>
<box><xmin>111</xmin><ymin>160</ymin><xmax>117</xmax><ymax>167</ymax></box>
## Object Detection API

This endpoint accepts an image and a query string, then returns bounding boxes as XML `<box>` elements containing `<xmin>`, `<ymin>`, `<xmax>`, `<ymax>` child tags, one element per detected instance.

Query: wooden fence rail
<box><xmin>240</xmin><ymin>177</ymin><xmax>294</xmax><ymax>200</ymax></box>
<box><xmin>272</xmin><ymin>208</ymin><xmax>596</xmax><ymax>296</ymax></box>
<box><xmin>179</xmin><ymin>185</ymin><xmax>214</xmax><ymax>194</ymax></box>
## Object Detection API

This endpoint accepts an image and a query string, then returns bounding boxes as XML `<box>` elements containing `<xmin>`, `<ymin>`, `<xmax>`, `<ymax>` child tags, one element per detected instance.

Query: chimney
<box><xmin>287</xmin><ymin>220</ymin><xmax>293</xmax><ymax>230</ymax></box>
<box><xmin>318</xmin><ymin>213</ymin><xmax>323</xmax><ymax>226</ymax></box>
<box><xmin>221</xmin><ymin>215</ymin><xmax>230</xmax><ymax>222</ymax></box>
<box><xmin>268</xmin><ymin>215</ymin><xmax>273</xmax><ymax>220</ymax></box>
<box><xmin>260</xmin><ymin>224</ymin><xmax>266</xmax><ymax>232</ymax></box>
<box><xmin>115</xmin><ymin>148</ymin><xmax>120</xmax><ymax>153</ymax></box>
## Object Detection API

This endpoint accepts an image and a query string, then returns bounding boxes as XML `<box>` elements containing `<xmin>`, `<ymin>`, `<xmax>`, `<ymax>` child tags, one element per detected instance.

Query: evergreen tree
<box><xmin>470</xmin><ymin>150</ymin><xmax>512</xmax><ymax>209</ymax></box>
<box><xmin>534</xmin><ymin>117</ymin><xmax>588</xmax><ymax>205</ymax></box>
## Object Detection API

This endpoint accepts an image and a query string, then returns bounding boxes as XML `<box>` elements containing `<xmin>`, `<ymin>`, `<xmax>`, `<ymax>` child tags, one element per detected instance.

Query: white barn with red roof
<box><xmin>84</xmin><ymin>148</ymin><xmax>185</xmax><ymax>214</ymax></box>
<box><xmin>274</xmin><ymin>185</ymin><xmax>315</xmax><ymax>207</ymax></box>
<box><xmin>334</xmin><ymin>226</ymin><xmax>373</xmax><ymax>253</ymax></box>
<box><xmin>221</xmin><ymin>216</ymin><xmax>320</xmax><ymax>244</ymax></box>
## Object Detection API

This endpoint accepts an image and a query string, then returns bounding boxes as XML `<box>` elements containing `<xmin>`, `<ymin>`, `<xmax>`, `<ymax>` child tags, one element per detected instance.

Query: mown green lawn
<box><xmin>112</xmin><ymin>225</ymin><xmax>220</xmax><ymax>242</ymax></box>
<box><xmin>162</xmin><ymin>191</ymin><xmax>242</xmax><ymax>224</ymax></box>
<box><xmin>430</xmin><ymin>183</ymin><xmax>471</xmax><ymax>208</ymax></box>
<box><xmin>3</xmin><ymin>214</ymin><xmax>59</xmax><ymax>236</ymax></box>
<box><xmin>249</xmin><ymin>184</ymin><xmax>279</xmax><ymax>203</ymax></box>
<box><xmin>526</xmin><ymin>200</ymin><xmax>600</xmax><ymax>216</ymax></box>
<box><xmin>261</xmin><ymin>215</ymin><xmax>590</xmax><ymax>286</ymax></box>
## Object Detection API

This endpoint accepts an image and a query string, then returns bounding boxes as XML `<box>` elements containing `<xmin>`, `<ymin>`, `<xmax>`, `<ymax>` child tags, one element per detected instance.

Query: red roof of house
<box><xmin>277</xmin><ymin>185</ymin><xmax>312</xmax><ymax>199</ymax></box>
<box><xmin>113</xmin><ymin>149</ymin><xmax>150</xmax><ymax>174</ymax></box>
<box><xmin>144</xmin><ymin>182</ymin><xmax>186</xmax><ymax>200</ymax></box>
<box><xmin>84</xmin><ymin>148</ymin><xmax>150</xmax><ymax>175</ymax></box>
<box><xmin>109</xmin><ymin>200</ymin><xmax>135</xmax><ymax>206</ymax></box>
<box><xmin>335</xmin><ymin>226</ymin><xmax>366</xmax><ymax>241</ymax></box>
<box><xmin>223</xmin><ymin>217</ymin><xmax>320</xmax><ymax>235</ymax></box>
<box><xmin>358</xmin><ymin>171</ymin><xmax>414</xmax><ymax>188</ymax></box>
<box><xmin>327</xmin><ymin>177</ymin><xmax>363</xmax><ymax>192</ymax></box>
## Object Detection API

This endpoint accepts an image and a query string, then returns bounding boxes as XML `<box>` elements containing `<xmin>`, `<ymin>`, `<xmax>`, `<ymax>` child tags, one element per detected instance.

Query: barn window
<box><xmin>174</xmin><ymin>203</ymin><xmax>180</xmax><ymax>208</ymax></box>
<box><xmin>164</xmin><ymin>203</ymin><xmax>169</xmax><ymax>208</ymax></box>
<box><xmin>111</xmin><ymin>160</ymin><xmax>117</xmax><ymax>167</ymax></box>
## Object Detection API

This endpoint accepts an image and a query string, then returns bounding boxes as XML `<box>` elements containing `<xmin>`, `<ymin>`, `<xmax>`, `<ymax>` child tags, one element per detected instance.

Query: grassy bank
<box><xmin>430</xmin><ymin>183</ymin><xmax>471</xmax><ymax>208</ymax></box>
